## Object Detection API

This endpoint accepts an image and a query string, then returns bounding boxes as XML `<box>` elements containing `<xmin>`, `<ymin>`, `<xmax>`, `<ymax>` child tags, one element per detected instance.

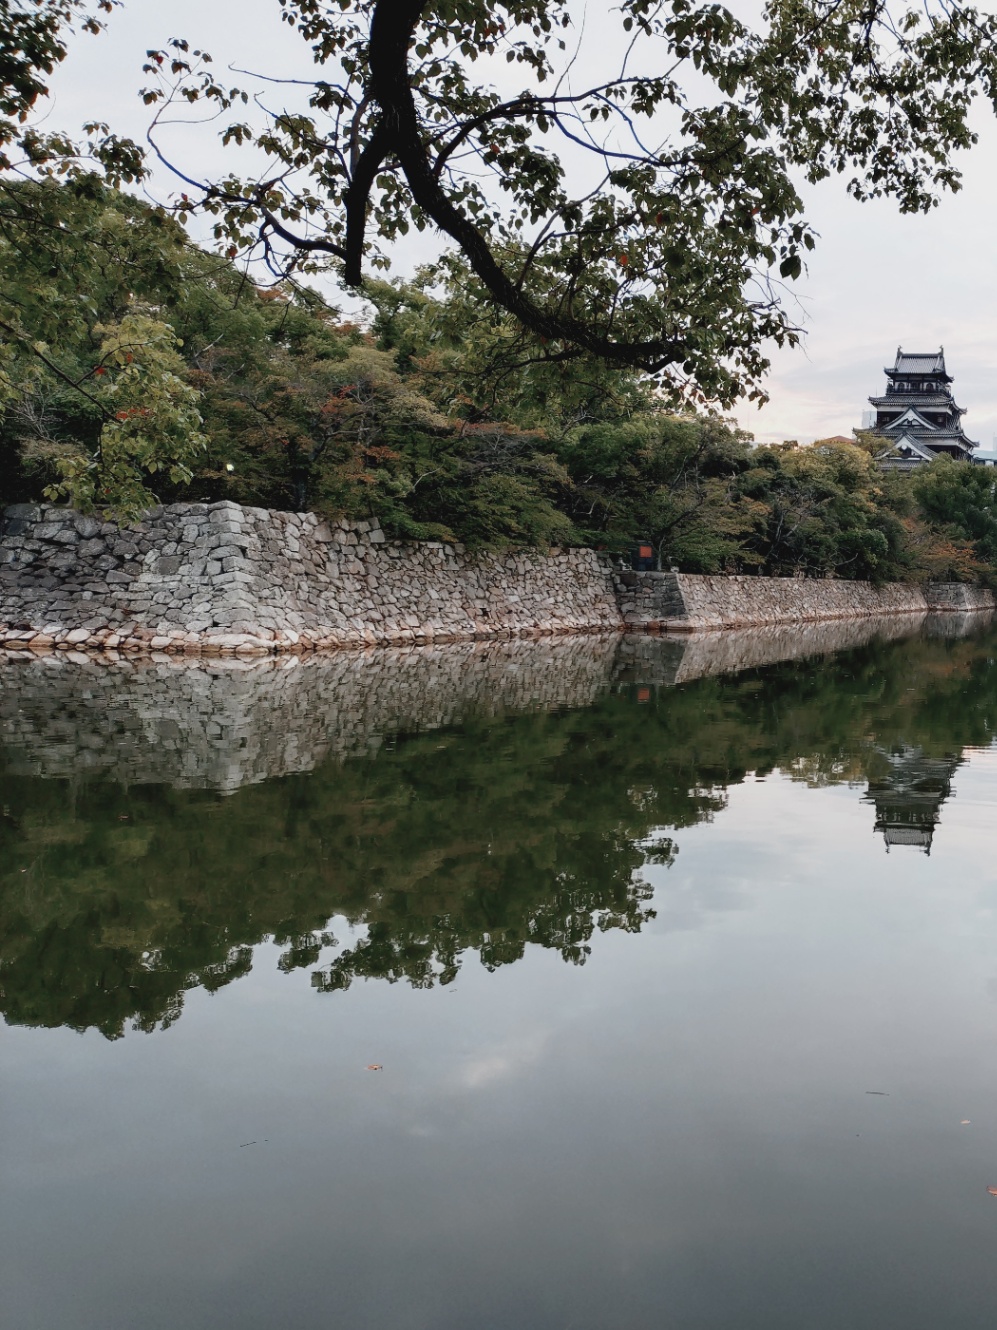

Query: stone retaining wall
<box><xmin>1</xmin><ymin>501</ymin><xmax>993</xmax><ymax>653</ymax></box>
<box><xmin>921</xmin><ymin>582</ymin><xmax>997</xmax><ymax>612</ymax></box>
<box><xmin>0</xmin><ymin>501</ymin><xmax>620</xmax><ymax>653</ymax></box>
<box><xmin>615</xmin><ymin>571</ymin><xmax>995</xmax><ymax>631</ymax></box>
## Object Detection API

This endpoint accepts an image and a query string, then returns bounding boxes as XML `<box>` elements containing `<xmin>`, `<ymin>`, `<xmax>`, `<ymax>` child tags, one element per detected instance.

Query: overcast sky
<box><xmin>43</xmin><ymin>0</ymin><xmax>997</xmax><ymax>447</ymax></box>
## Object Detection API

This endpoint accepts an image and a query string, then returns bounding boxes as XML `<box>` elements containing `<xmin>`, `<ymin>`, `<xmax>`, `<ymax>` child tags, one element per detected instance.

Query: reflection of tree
<box><xmin>2</xmin><ymin>623</ymin><xmax>997</xmax><ymax>1038</ymax></box>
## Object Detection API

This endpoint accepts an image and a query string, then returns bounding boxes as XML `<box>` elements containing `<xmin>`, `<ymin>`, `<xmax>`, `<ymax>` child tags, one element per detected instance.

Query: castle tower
<box><xmin>865</xmin><ymin>348</ymin><xmax>977</xmax><ymax>470</ymax></box>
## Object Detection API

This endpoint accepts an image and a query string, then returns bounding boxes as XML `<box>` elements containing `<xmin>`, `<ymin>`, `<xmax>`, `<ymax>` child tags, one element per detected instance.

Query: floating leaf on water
<box><xmin>366</xmin><ymin>1064</ymin><xmax>383</xmax><ymax>1071</ymax></box>
<box><xmin>987</xmin><ymin>1186</ymin><xmax>997</xmax><ymax>1197</ymax></box>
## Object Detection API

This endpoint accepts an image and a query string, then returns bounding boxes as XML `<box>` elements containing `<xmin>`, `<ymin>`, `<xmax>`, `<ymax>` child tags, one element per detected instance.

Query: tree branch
<box><xmin>362</xmin><ymin>0</ymin><xmax>684</xmax><ymax>370</ymax></box>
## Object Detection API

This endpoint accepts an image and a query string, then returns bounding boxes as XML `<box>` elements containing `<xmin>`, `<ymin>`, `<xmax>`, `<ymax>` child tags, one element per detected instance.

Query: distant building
<box><xmin>865</xmin><ymin>348</ymin><xmax>977</xmax><ymax>471</ymax></box>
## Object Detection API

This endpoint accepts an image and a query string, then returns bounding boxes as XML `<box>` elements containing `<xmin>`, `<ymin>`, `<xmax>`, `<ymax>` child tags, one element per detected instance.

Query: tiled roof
<box><xmin>868</xmin><ymin>394</ymin><xmax>954</xmax><ymax>408</ymax></box>
<box><xmin>892</xmin><ymin>350</ymin><xmax>946</xmax><ymax>374</ymax></box>
<box><xmin>883</xmin><ymin>827</ymin><xmax>933</xmax><ymax>847</ymax></box>
<box><xmin>875</xmin><ymin>425</ymin><xmax>976</xmax><ymax>447</ymax></box>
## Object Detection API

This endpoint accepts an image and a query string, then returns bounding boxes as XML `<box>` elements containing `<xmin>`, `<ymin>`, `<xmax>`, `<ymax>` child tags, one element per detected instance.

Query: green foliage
<box><xmin>42</xmin><ymin>314</ymin><xmax>208</xmax><ymax>518</ymax></box>
<box><xmin>914</xmin><ymin>457</ymin><xmax>997</xmax><ymax>572</ymax></box>
<box><xmin>0</xmin><ymin>7</ymin><xmax>147</xmax><ymax>403</ymax></box>
<box><xmin>0</xmin><ymin>181</ymin><xmax>209</xmax><ymax>515</ymax></box>
<box><xmin>0</xmin><ymin>3</ymin><xmax>132</xmax><ymax>175</ymax></box>
<box><xmin>368</xmin><ymin>263</ymin><xmax>660</xmax><ymax>432</ymax></box>
<box><xmin>558</xmin><ymin>414</ymin><xmax>757</xmax><ymax>569</ymax></box>
<box><xmin>2</xmin><ymin>179</ymin><xmax>996</xmax><ymax>577</ymax></box>
<box><xmin>0</xmin><ymin>175</ymin><xmax>185</xmax><ymax>364</ymax></box>
<box><xmin>735</xmin><ymin>442</ymin><xmax>912</xmax><ymax>581</ymax></box>
<box><xmin>139</xmin><ymin>2</ymin><xmax>997</xmax><ymax>403</ymax></box>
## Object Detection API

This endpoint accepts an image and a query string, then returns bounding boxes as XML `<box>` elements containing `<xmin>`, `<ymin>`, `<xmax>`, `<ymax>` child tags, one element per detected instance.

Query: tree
<box><xmin>914</xmin><ymin>456</ymin><xmax>997</xmax><ymax>575</ymax></box>
<box><xmin>0</xmin><ymin>179</ymin><xmax>209</xmax><ymax>515</ymax></box>
<box><xmin>1</xmin><ymin>3</ymin><xmax>118</xmax><ymax>168</ymax></box>
<box><xmin>368</xmin><ymin>261</ymin><xmax>661</xmax><ymax>433</ymax></box>
<box><xmin>0</xmin><ymin>3</ymin><xmax>147</xmax><ymax>376</ymax></box>
<box><xmin>144</xmin><ymin>1</ymin><xmax>997</xmax><ymax>404</ymax></box>
<box><xmin>42</xmin><ymin>313</ymin><xmax>208</xmax><ymax>516</ymax></box>
<box><xmin>558</xmin><ymin>413</ymin><xmax>758</xmax><ymax>570</ymax></box>
<box><xmin>0</xmin><ymin>5</ymin><xmax>175</xmax><ymax>515</ymax></box>
<box><xmin>0</xmin><ymin>179</ymin><xmax>578</xmax><ymax>542</ymax></box>
<box><xmin>735</xmin><ymin>441</ymin><xmax>911</xmax><ymax>581</ymax></box>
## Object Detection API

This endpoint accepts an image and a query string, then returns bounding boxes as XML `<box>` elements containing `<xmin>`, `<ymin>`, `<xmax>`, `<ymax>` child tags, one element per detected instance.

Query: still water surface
<box><xmin>3</xmin><ymin>617</ymin><xmax>997</xmax><ymax>1329</ymax></box>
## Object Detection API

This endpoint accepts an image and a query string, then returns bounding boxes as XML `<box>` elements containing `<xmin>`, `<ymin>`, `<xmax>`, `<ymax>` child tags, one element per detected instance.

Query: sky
<box><xmin>41</xmin><ymin>0</ymin><xmax>997</xmax><ymax>447</ymax></box>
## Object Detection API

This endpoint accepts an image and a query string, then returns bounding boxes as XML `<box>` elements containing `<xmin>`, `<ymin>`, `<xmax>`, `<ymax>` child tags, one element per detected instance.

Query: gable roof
<box><xmin>886</xmin><ymin>407</ymin><xmax>938</xmax><ymax>431</ymax></box>
<box><xmin>877</xmin><ymin>434</ymin><xmax>937</xmax><ymax>462</ymax></box>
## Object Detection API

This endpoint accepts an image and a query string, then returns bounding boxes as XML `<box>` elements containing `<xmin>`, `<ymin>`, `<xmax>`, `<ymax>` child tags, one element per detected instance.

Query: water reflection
<box><xmin>1</xmin><ymin>611</ymin><xmax>995</xmax><ymax>1039</ymax></box>
<box><xmin>864</xmin><ymin>745</ymin><xmax>962</xmax><ymax>853</ymax></box>
<box><xmin>1</xmin><ymin>612</ymin><xmax>979</xmax><ymax>791</ymax></box>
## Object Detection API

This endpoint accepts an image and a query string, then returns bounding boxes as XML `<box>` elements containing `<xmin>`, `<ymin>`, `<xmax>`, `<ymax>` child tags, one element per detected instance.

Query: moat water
<box><xmin>4</xmin><ymin>616</ymin><xmax>997</xmax><ymax>1329</ymax></box>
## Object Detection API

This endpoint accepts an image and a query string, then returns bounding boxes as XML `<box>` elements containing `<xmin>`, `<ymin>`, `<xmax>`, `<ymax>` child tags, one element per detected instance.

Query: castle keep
<box><xmin>867</xmin><ymin>348</ymin><xmax>977</xmax><ymax>470</ymax></box>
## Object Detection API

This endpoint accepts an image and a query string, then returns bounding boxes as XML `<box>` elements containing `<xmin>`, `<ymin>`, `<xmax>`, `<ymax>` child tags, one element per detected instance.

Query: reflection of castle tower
<box><xmin>864</xmin><ymin>745</ymin><xmax>961</xmax><ymax>854</ymax></box>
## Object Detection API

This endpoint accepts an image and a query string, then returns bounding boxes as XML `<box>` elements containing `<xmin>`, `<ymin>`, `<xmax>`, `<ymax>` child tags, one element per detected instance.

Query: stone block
<box><xmin>4</xmin><ymin>504</ymin><xmax>42</xmax><ymax>522</ymax></box>
<box><xmin>73</xmin><ymin>514</ymin><xmax>102</xmax><ymax>539</ymax></box>
<box><xmin>155</xmin><ymin>556</ymin><xmax>184</xmax><ymax>575</ymax></box>
<box><xmin>34</xmin><ymin>522</ymin><xmax>68</xmax><ymax>541</ymax></box>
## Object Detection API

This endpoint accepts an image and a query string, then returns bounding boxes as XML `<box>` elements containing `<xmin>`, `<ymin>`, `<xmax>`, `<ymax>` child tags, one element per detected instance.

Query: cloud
<box><xmin>456</xmin><ymin>1027</ymin><xmax>551</xmax><ymax>1092</ymax></box>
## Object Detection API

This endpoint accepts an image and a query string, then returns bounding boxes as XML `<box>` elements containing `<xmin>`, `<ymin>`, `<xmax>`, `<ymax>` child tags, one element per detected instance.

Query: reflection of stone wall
<box><xmin>614</xmin><ymin>571</ymin><xmax>995</xmax><ymax>630</ymax></box>
<box><xmin>0</xmin><ymin>636</ymin><xmax>622</xmax><ymax>790</ymax></box>
<box><xmin>612</xmin><ymin>612</ymin><xmax>986</xmax><ymax>684</ymax></box>
<box><xmin>3</xmin><ymin>612</ymin><xmax>988</xmax><ymax>791</ymax></box>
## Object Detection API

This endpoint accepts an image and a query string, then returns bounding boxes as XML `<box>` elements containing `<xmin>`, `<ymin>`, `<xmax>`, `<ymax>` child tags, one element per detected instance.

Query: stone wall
<box><xmin>0</xmin><ymin>501</ymin><xmax>620</xmax><ymax>653</ymax></box>
<box><xmin>615</xmin><ymin>570</ymin><xmax>995</xmax><ymax>631</ymax></box>
<box><xmin>1</xmin><ymin>501</ymin><xmax>993</xmax><ymax>654</ymax></box>
<box><xmin>922</xmin><ymin>582</ymin><xmax>997</xmax><ymax>612</ymax></box>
